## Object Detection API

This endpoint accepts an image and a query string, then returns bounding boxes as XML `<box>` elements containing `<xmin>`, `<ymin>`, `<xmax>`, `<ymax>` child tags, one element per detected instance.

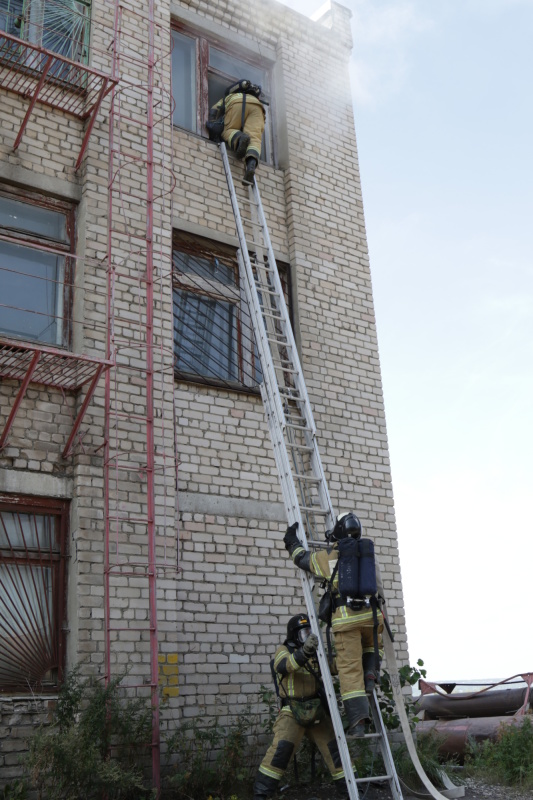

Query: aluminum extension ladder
<box><xmin>219</xmin><ymin>143</ymin><xmax>456</xmax><ymax>800</ymax></box>
<box><xmin>219</xmin><ymin>142</ymin><xmax>401</xmax><ymax>800</ymax></box>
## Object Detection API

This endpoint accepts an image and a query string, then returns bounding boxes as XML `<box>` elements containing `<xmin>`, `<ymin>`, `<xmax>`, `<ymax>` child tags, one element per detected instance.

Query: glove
<box><xmin>283</xmin><ymin>521</ymin><xmax>299</xmax><ymax>552</ymax></box>
<box><xmin>302</xmin><ymin>633</ymin><xmax>319</xmax><ymax>658</ymax></box>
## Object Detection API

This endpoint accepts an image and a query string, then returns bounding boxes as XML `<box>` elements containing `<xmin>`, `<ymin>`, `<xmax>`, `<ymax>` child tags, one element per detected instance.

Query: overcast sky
<box><xmin>278</xmin><ymin>0</ymin><xmax>533</xmax><ymax>681</ymax></box>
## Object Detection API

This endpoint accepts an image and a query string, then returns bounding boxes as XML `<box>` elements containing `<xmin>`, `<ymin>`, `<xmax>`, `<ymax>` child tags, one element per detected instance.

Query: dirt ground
<box><xmin>273</xmin><ymin>776</ymin><xmax>533</xmax><ymax>800</ymax></box>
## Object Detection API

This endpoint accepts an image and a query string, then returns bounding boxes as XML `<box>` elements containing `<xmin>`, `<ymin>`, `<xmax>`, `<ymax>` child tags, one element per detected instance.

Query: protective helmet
<box><xmin>226</xmin><ymin>79</ymin><xmax>262</xmax><ymax>99</ymax></box>
<box><xmin>286</xmin><ymin>614</ymin><xmax>312</xmax><ymax>647</ymax></box>
<box><xmin>326</xmin><ymin>511</ymin><xmax>362</xmax><ymax>542</ymax></box>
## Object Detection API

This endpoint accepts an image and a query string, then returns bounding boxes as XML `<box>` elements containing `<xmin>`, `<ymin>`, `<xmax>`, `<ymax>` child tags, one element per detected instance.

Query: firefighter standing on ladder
<box><xmin>253</xmin><ymin>613</ymin><xmax>348</xmax><ymax>799</ymax></box>
<box><xmin>284</xmin><ymin>512</ymin><xmax>385</xmax><ymax>736</ymax></box>
<box><xmin>208</xmin><ymin>79</ymin><xmax>266</xmax><ymax>185</ymax></box>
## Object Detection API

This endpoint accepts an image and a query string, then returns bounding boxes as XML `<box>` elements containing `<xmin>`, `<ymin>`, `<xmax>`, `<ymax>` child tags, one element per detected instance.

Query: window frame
<box><xmin>171</xmin><ymin>22</ymin><xmax>274</xmax><ymax>164</ymax></box>
<box><xmin>0</xmin><ymin>184</ymin><xmax>76</xmax><ymax>350</ymax></box>
<box><xmin>0</xmin><ymin>493</ymin><xmax>69</xmax><ymax>694</ymax></box>
<box><xmin>172</xmin><ymin>231</ymin><xmax>292</xmax><ymax>393</ymax></box>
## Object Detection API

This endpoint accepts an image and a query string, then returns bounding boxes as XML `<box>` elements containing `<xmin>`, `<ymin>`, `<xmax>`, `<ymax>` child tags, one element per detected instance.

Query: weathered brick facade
<box><xmin>0</xmin><ymin>0</ymin><xmax>408</xmax><ymax>785</ymax></box>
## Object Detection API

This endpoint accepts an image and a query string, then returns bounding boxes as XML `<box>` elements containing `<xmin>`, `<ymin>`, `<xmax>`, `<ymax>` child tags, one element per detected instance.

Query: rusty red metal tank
<box><xmin>413</xmin><ymin>673</ymin><xmax>533</xmax><ymax>757</ymax></box>
<box><xmin>415</xmin><ymin>716</ymin><xmax>526</xmax><ymax>757</ymax></box>
<box><xmin>416</xmin><ymin>686</ymin><xmax>531</xmax><ymax>719</ymax></box>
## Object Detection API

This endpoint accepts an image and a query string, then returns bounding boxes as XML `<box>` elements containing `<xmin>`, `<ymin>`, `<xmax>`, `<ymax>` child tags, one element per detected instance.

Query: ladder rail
<box><xmin>220</xmin><ymin>144</ymin><xmax>359</xmax><ymax>799</ymax></box>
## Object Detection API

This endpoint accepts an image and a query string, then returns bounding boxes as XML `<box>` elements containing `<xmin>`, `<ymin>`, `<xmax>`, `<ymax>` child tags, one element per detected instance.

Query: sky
<box><xmin>278</xmin><ymin>0</ymin><xmax>533</xmax><ymax>681</ymax></box>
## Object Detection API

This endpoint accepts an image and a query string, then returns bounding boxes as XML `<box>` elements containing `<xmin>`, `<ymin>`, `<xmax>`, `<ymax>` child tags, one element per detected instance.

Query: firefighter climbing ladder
<box><xmin>219</xmin><ymin>142</ymin><xmax>455</xmax><ymax>800</ymax></box>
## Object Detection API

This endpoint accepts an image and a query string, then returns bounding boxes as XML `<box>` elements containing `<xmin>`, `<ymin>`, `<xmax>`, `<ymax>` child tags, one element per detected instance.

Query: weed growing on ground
<box><xmin>163</xmin><ymin>705</ymin><xmax>262</xmax><ymax>800</ymax></box>
<box><xmin>25</xmin><ymin>666</ymin><xmax>155</xmax><ymax>800</ymax></box>
<box><xmin>465</xmin><ymin>717</ymin><xmax>533</xmax><ymax>788</ymax></box>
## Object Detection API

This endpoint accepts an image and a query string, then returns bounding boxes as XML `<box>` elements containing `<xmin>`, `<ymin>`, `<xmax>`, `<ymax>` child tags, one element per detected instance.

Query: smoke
<box><xmin>348</xmin><ymin>0</ymin><xmax>433</xmax><ymax>107</ymax></box>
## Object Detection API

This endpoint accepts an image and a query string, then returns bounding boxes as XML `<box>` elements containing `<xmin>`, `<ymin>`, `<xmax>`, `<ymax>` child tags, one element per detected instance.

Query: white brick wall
<box><xmin>0</xmin><ymin>0</ymin><xmax>408</xmax><ymax>783</ymax></box>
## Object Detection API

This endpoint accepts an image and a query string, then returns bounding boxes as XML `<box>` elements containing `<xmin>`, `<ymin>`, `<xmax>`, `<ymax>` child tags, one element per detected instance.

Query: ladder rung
<box><xmin>284</xmin><ymin>421</ymin><xmax>309</xmax><ymax>431</ymax></box>
<box><xmin>299</xmin><ymin>506</ymin><xmax>328</xmax><ymax>515</ymax></box>
<box><xmin>293</xmin><ymin>474</ymin><xmax>322</xmax><ymax>483</ymax></box>
<box><xmin>262</xmin><ymin>311</ymin><xmax>283</xmax><ymax>321</ymax></box>
<box><xmin>266</xmin><ymin>334</ymin><xmax>289</xmax><ymax>345</ymax></box>
<box><xmin>355</xmin><ymin>775</ymin><xmax>392</xmax><ymax>785</ymax></box>
<box><xmin>286</xmin><ymin>442</ymin><xmax>314</xmax><ymax>451</ymax></box>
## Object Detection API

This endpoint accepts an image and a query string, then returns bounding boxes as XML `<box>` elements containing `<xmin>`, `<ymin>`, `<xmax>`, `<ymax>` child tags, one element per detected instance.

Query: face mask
<box><xmin>297</xmin><ymin>626</ymin><xmax>311</xmax><ymax>645</ymax></box>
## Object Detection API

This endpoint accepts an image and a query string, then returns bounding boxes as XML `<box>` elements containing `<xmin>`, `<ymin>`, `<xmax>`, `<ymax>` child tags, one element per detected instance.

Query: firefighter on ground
<box><xmin>253</xmin><ymin>613</ymin><xmax>347</xmax><ymax>800</ymax></box>
<box><xmin>209</xmin><ymin>79</ymin><xmax>266</xmax><ymax>185</ymax></box>
<box><xmin>283</xmin><ymin>513</ymin><xmax>384</xmax><ymax>736</ymax></box>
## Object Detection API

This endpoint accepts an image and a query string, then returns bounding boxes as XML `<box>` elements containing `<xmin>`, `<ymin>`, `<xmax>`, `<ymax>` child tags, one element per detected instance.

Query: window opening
<box><xmin>0</xmin><ymin>495</ymin><xmax>68</xmax><ymax>693</ymax></box>
<box><xmin>171</xmin><ymin>25</ymin><xmax>272</xmax><ymax>163</ymax></box>
<box><xmin>0</xmin><ymin>188</ymin><xmax>74</xmax><ymax>348</ymax></box>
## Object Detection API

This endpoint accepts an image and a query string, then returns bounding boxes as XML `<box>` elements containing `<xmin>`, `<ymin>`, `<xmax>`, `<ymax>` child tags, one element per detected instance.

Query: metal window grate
<box><xmin>0</xmin><ymin>497</ymin><xmax>67</xmax><ymax>693</ymax></box>
<box><xmin>173</xmin><ymin>232</ymin><xmax>291</xmax><ymax>392</ymax></box>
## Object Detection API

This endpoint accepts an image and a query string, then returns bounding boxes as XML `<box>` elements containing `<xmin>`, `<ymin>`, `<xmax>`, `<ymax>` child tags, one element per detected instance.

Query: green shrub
<box><xmin>378</xmin><ymin>658</ymin><xmax>426</xmax><ymax>731</ymax></box>
<box><xmin>163</xmin><ymin>706</ymin><xmax>261</xmax><ymax>800</ymax></box>
<box><xmin>0</xmin><ymin>781</ymin><xmax>28</xmax><ymax>800</ymax></box>
<box><xmin>25</xmin><ymin>667</ymin><xmax>155</xmax><ymax>800</ymax></box>
<box><xmin>465</xmin><ymin>717</ymin><xmax>533</xmax><ymax>787</ymax></box>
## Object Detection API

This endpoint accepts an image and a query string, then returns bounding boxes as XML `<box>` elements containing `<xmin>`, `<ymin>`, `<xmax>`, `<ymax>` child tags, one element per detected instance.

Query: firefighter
<box><xmin>209</xmin><ymin>79</ymin><xmax>266</xmax><ymax>185</ymax></box>
<box><xmin>253</xmin><ymin>613</ymin><xmax>347</xmax><ymax>800</ymax></box>
<box><xmin>283</xmin><ymin>513</ymin><xmax>384</xmax><ymax>736</ymax></box>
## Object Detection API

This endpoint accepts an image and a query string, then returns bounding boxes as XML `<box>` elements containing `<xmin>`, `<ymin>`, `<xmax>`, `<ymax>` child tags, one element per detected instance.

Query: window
<box><xmin>171</xmin><ymin>25</ymin><xmax>272</xmax><ymax>162</ymax></box>
<box><xmin>0</xmin><ymin>0</ymin><xmax>90</xmax><ymax>66</ymax></box>
<box><xmin>0</xmin><ymin>494</ymin><xmax>68</xmax><ymax>693</ymax></box>
<box><xmin>173</xmin><ymin>232</ymin><xmax>291</xmax><ymax>391</ymax></box>
<box><xmin>0</xmin><ymin>187</ymin><xmax>75</xmax><ymax>348</ymax></box>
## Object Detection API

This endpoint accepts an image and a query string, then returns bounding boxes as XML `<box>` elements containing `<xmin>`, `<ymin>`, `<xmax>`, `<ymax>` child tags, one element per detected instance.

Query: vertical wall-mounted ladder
<box><xmin>219</xmin><ymin>142</ymin><xmax>454</xmax><ymax>800</ymax></box>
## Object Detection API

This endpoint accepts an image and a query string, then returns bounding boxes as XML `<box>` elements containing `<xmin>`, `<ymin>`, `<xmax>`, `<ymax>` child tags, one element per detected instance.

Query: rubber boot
<box><xmin>343</xmin><ymin>696</ymin><xmax>370</xmax><ymax>736</ymax></box>
<box><xmin>231</xmin><ymin>131</ymin><xmax>251</xmax><ymax>160</ymax></box>
<box><xmin>363</xmin><ymin>651</ymin><xmax>378</xmax><ymax>694</ymax></box>
<box><xmin>242</xmin><ymin>156</ymin><xmax>258</xmax><ymax>185</ymax></box>
<box><xmin>253</xmin><ymin>771</ymin><xmax>280</xmax><ymax>799</ymax></box>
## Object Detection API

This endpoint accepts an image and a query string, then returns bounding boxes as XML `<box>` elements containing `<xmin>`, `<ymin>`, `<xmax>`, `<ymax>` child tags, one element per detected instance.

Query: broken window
<box><xmin>0</xmin><ymin>187</ymin><xmax>75</xmax><ymax>348</ymax></box>
<box><xmin>0</xmin><ymin>0</ymin><xmax>91</xmax><ymax>65</ymax></box>
<box><xmin>0</xmin><ymin>495</ymin><xmax>68</xmax><ymax>693</ymax></box>
<box><xmin>171</xmin><ymin>25</ymin><xmax>272</xmax><ymax>162</ymax></box>
<box><xmin>173</xmin><ymin>232</ymin><xmax>291</xmax><ymax>391</ymax></box>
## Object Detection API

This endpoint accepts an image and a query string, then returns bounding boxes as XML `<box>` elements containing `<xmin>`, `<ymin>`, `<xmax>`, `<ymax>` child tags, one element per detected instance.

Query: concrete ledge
<box><xmin>0</xmin><ymin>469</ymin><xmax>73</xmax><ymax>498</ymax></box>
<box><xmin>0</xmin><ymin>162</ymin><xmax>81</xmax><ymax>202</ymax></box>
<box><xmin>172</xmin><ymin>214</ymin><xmax>290</xmax><ymax>263</ymax></box>
<box><xmin>178</xmin><ymin>491</ymin><xmax>285</xmax><ymax>523</ymax></box>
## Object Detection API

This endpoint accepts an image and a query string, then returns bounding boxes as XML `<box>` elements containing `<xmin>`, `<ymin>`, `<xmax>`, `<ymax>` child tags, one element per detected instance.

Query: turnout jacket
<box><xmin>273</xmin><ymin>643</ymin><xmax>337</xmax><ymax>702</ymax></box>
<box><xmin>289</xmin><ymin>543</ymin><xmax>385</xmax><ymax>634</ymax></box>
<box><xmin>210</xmin><ymin>91</ymin><xmax>265</xmax><ymax>120</ymax></box>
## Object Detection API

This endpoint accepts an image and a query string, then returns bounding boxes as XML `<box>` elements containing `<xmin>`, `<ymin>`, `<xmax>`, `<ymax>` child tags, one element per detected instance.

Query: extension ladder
<box><xmin>219</xmin><ymin>142</ymin><xmax>454</xmax><ymax>800</ymax></box>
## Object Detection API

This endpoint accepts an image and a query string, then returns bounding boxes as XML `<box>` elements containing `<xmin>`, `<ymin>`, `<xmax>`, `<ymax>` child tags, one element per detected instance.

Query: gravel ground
<box><xmin>273</xmin><ymin>775</ymin><xmax>533</xmax><ymax>800</ymax></box>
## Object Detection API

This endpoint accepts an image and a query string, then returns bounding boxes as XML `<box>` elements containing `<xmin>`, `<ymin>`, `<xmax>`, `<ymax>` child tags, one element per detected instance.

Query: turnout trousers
<box><xmin>257</xmin><ymin>707</ymin><xmax>344</xmax><ymax>786</ymax></box>
<box><xmin>334</xmin><ymin>617</ymin><xmax>384</xmax><ymax>703</ymax></box>
<box><xmin>223</xmin><ymin>98</ymin><xmax>265</xmax><ymax>162</ymax></box>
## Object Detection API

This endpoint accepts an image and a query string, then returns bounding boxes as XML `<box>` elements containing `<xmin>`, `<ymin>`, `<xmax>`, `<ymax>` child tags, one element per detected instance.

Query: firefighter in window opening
<box><xmin>253</xmin><ymin>613</ymin><xmax>349</xmax><ymax>800</ymax></box>
<box><xmin>208</xmin><ymin>79</ymin><xmax>266</xmax><ymax>185</ymax></box>
<box><xmin>283</xmin><ymin>513</ymin><xmax>385</xmax><ymax>737</ymax></box>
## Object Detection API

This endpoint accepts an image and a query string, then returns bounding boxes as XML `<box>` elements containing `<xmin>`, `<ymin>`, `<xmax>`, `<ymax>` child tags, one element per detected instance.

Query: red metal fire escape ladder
<box><xmin>104</xmin><ymin>2</ymin><xmax>176</xmax><ymax>792</ymax></box>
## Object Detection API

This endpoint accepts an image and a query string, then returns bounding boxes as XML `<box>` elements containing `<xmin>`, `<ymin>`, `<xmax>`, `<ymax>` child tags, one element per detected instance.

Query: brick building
<box><xmin>0</xmin><ymin>0</ymin><xmax>408</xmax><ymax>787</ymax></box>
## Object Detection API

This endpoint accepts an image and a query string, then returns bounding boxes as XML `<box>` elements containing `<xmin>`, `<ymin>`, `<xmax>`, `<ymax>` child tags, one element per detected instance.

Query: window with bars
<box><xmin>0</xmin><ymin>0</ymin><xmax>91</xmax><ymax>66</ymax></box>
<box><xmin>0</xmin><ymin>495</ymin><xmax>68</xmax><ymax>693</ymax></box>
<box><xmin>173</xmin><ymin>231</ymin><xmax>291</xmax><ymax>391</ymax></box>
<box><xmin>0</xmin><ymin>186</ymin><xmax>75</xmax><ymax>348</ymax></box>
<box><xmin>171</xmin><ymin>25</ymin><xmax>272</xmax><ymax>163</ymax></box>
